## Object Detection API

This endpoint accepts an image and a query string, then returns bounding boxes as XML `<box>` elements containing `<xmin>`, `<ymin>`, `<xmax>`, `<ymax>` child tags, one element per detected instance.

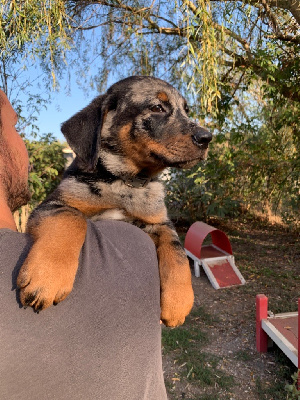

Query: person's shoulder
<box><xmin>0</xmin><ymin>229</ymin><xmax>32</xmax><ymax>275</ymax></box>
<box><xmin>0</xmin><ymin>228</ymin><xmax>31</xmax><ymax>246</ymax></box>
<box><xmin>88</xmin><ymin>220</ymin><xmax>155</xmax><ymax>248</ymax></box>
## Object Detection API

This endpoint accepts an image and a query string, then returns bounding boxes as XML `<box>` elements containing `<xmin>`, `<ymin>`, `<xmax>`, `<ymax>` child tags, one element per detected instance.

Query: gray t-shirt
<box><xmin>0</xmin><ymin>220</ymin><xmax>167</xmax><ymax>400</ymax></box>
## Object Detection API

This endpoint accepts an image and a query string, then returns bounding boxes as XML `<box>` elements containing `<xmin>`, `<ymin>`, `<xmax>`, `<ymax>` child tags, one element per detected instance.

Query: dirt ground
<box><xmin>162</xmin><ymin>219</ymin><xmax>300</xmax><ymax>400</ymax></box>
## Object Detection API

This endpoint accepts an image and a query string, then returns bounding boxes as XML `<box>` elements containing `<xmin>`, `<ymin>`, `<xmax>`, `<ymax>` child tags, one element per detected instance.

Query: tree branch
<box><xmin>70</xmin><ymin>0</ymin><xmax>300</xmax><ymax>101</ymax></box>
<box><xmin>290</xmin><ymin>0</ymin><xmax>300</xmax><ymax>25</ymax></box>
<box><xmin>224</xmin><ymin>56</ymin><xmax>300</xmax><ymax>102</ymax></box>
<box><xmin>259</xmin><ymin>0</ymin><xmax>300</xmax><ymax>43</ymax></box>
<box><xmin>261</xmin><ymin>0</ymin><xmax>283</xmax><ymax>37</ymax></box>
<box><xmin>182</xmin><ymin>1</ymin><xmax>254</xmax><ymax>60</ymax></box>
<box><xmin>209</xmin><ymin>0</ymin><xmax>300</xmax><ymax>25</ymax></box>
<box><xmin>76</xmin><ymin>0</ymin><xmax>150</xmax><ymax>14</ymax></box>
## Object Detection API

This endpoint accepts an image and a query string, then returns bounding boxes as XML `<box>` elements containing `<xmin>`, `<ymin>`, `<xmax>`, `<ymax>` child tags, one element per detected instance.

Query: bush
<box><xmin>165</xmin><ymin>121</ymin><xmax>299</xmax><ymax>228</ymax></box>
<box><xmin>25</xmin><ymin>133</ymin><xmax>66</xmax><ymax>209</ymax></box>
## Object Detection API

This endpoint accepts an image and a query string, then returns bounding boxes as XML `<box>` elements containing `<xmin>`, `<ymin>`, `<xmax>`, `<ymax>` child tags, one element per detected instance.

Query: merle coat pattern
<box><xmin>17</xmin><ymin>76</ymin><xmax>212</xmax><ymax>327</ymax></box>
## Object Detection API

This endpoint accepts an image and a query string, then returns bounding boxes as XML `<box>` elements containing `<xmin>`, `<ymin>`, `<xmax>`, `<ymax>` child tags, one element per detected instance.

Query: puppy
<box><xmin>17</xmin><ymin>76</ymin><xmax>212</xmax><ymax>327</ymax></box>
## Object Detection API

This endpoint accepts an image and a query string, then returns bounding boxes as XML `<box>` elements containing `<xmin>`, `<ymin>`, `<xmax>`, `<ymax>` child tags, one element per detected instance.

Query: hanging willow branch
<box><xmin>180</xmin><ymin>0</ymin><xmax>221</xmax><ymax>113</ymax></box>
<box><xmin>0</xmin><ymin>0</ymin><xmax>73</xmax><ymax>85</ymax></box>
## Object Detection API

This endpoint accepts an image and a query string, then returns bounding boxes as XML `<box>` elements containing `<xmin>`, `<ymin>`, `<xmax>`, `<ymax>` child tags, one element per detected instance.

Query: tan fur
<box><xmin>132</xmin><ymin>209</ymin><xmax>168</xmax><ymax>225</ymax></box>
<box><xmin>146</xmin><ymin>224</ymin><xmax>194</xmax><ymax>326</ymax></box>
<box><xmin>17</xmin><ymin>214</ymin><xmax>87</xmax><ymax>309</ymax></box>
<box><xmin>157</xmin><ymin>92</ymin><xmax>169</xmax><ymax>102</ymax></box>
<box><xmin>61</xmin><ymin>195</ymin><xmax>114</xmax><ymax>217</ymax></box>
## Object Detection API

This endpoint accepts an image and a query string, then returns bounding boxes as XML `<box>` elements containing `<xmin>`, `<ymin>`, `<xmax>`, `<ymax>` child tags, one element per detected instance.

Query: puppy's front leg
<box><xmin>17</xmin><ymin>210</ymin><xmax>87</xmax><ymax>311</ymax></box>
<box><xmin>144</xmin><ymin>221</ymin><xmax>194</xmax><ymax>327</ymax></box>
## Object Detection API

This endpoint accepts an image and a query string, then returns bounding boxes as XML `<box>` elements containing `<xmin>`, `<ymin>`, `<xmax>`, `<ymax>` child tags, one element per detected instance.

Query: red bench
<box><xmin>256</xmin><ymin>294</ymin><xmax>299</xmax><ymax>388</ymax></box>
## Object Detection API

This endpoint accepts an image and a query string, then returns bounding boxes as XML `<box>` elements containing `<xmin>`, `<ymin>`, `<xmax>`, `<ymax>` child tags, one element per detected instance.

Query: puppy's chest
<box><xmin>90</xmin><ymin>179</ymin><xmax>166</xmax><ymax>221</ymax></box>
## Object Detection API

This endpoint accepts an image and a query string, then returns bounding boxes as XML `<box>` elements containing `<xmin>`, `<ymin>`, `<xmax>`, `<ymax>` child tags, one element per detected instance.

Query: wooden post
<box><xmin>20</xmin><ymin>205</ymin><xmax>29</xmax><ymax>232</ymax></box>
<box><xmin>13</xmin><ymin>205</ymin><xmax>29</xmax><ymax>232</ymax></box>
<box><xmin>256</xmin><ymin>294</ymin><xmax>269</xmax><ymax>352</ymax></box>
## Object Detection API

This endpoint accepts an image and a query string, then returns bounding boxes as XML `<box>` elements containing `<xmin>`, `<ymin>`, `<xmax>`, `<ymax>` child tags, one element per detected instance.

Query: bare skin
<box><xmin>0</xmin><ymin>89</ymin><xmax>30</xmax><ymax>230</ymax></box>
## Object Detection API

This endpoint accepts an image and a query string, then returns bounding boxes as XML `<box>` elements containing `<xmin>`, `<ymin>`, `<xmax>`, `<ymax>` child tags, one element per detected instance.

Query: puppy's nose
<box><xmin>192</xmin><ymin>128</ymin><xmax>212</xmax><ymax>147</ymax></box>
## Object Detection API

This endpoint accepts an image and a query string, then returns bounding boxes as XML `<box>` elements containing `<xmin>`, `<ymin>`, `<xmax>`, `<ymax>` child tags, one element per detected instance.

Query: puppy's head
<box><xmin>61</xmin><ymin>76</ymin><xmax>212</xmax><ymax>176</ymax></box>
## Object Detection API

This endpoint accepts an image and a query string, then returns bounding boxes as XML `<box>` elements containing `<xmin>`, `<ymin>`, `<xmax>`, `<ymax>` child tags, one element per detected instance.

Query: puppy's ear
<box><xmin>61</xmin><ymin>95</ymin><xmax>106</xmax><ymax>170</ymax></box>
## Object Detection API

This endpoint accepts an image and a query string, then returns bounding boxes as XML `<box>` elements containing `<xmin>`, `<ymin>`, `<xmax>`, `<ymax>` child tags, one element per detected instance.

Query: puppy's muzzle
<box><xmin>192</xmin><ymin>128</ymin><xmax>212</xmax><ymax>147</ymax></box>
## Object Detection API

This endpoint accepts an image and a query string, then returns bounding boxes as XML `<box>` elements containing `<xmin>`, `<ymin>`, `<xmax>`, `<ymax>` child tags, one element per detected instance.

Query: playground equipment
<box><xmin>256</xmin><ymin>294</ymin><xmax>299</xmax><ymax>389</ymax></box>
<box><xmin>184</xmin><ymin>221</ymin><xmax>246</xmax><ymax>289</ymax></box>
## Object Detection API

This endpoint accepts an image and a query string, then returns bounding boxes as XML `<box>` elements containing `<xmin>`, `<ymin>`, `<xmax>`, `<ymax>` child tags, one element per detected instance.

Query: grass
<box><xmin>162</xmin><ymin>325</ymin><xmax>208</xmax><ymax>353</ymax></box>
<box><xmin>234</xmin><ymin>350</ymin><xmax>253</xmax><ymax>362</ymax></box>
<box><xmin>162</xmin><ymin>307</ymin><xmax>235</xmax><ymax>399</ymax></box>
<box><xmin>255</xmin><ymin>349</ymin><xmax>299</xmax><ymax>400</ymax></box>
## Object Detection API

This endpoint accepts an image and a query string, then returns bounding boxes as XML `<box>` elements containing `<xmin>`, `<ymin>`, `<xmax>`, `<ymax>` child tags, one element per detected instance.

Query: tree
<box><xmin>64</xmin><ymin>0</ymin><xmax>300</xmax><ymax>117</ymax></box>
<box><xmin>1</xmin><ymin>1</ymin><xmax>299</xmax><ymax>225</ymax></box>
<box><xmin>0</xmin><ymin>0</ymin><xmax>73</xmax><ymax>136</ymax></box>
<box><xmin>2</xmin><ymin>0</ymin><xmax>299</xmax><ymax>118</ymax></box>
<box><xmin>0</xmin><ymin>0</ymin><xmax>72</xmax><ymax>84</ymax></box>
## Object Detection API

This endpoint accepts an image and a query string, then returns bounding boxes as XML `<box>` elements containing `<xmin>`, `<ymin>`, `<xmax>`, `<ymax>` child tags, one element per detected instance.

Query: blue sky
<box><xmin>19</xmin><ymin>69</ymin><xmax>102</xmax><ymax>143</ymax></box>
<box><xmin>6</xmin><ymin>57</ymin><xmax>106</xmax><ymax>143</ymax></box>
<box><xmin>34</xmin><ymin>84</ymin><xmax>98</xmax><ymax>143</ymax></box>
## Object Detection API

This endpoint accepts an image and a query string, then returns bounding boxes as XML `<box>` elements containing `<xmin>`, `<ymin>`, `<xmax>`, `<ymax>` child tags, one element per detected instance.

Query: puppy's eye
<box><xmin>185</xmin><ymin>105</ymin><xmax>190</xmax><ymax>115</ymax></box>
<box><xmin>150</xmin><ymin>104</ymin><xmax>165</xmax><ymax>113</ymax></box>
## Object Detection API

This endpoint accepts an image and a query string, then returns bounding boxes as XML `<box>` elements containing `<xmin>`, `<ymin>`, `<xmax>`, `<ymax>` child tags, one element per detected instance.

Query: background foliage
<box><xmin>25</xmin><ymin>134</ymin><xmax>66</xmax><ymax>208</ymax></box>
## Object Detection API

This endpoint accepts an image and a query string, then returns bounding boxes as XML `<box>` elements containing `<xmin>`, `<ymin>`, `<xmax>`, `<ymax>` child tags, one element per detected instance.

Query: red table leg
<box><xmin>256</xmin><ymin>294</ymin><xmax>269</xmax><ymax>352</ymax></box>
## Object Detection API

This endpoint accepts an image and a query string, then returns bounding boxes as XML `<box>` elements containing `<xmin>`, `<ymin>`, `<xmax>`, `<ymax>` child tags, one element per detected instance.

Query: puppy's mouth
<box><xmin>150</xmin><ymin>148</ymin><xmax>208</xmax><ymax>169</ymax></box>
<box><xmin>172</xmin><ymin>157</ymin><xmax>206</xmax><ymax>169</ymax></box>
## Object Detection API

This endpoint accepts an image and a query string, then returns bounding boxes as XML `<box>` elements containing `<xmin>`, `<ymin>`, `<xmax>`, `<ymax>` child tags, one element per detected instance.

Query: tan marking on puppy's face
<box><xmin>157</xmin><ymin>92</ymin><xmax>169</xmax><ymax>102</ymax></box>
<box><xmin>118</xmin><ymin>124</ymin><xmax>170</xmax><ymax>173</ymax></box>
<box><xmin>115</xmin><ymin>119</ymin><xmax>209</xmax><ymax>175</ymax></box>
<box><xmin>116</xmin><ymin>123</ymin><xmax>167</xmax><ymax>175</ymax></box>
<box><xmin>117</xmin><ymin>123</ymin><xmax>141</xmax><ymax>174</ymax></box>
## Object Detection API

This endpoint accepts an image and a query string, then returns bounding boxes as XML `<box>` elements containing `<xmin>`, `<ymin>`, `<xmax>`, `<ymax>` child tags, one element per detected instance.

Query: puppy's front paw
<box><xmin>17</xmin><ymin>249</ymin><xmax>78</xmax><ymax>312</ymax></box>
<box><xmin>160</xmin><ymin>283</ymin><xmax>194</xmax><ymax>327</ymax></box>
